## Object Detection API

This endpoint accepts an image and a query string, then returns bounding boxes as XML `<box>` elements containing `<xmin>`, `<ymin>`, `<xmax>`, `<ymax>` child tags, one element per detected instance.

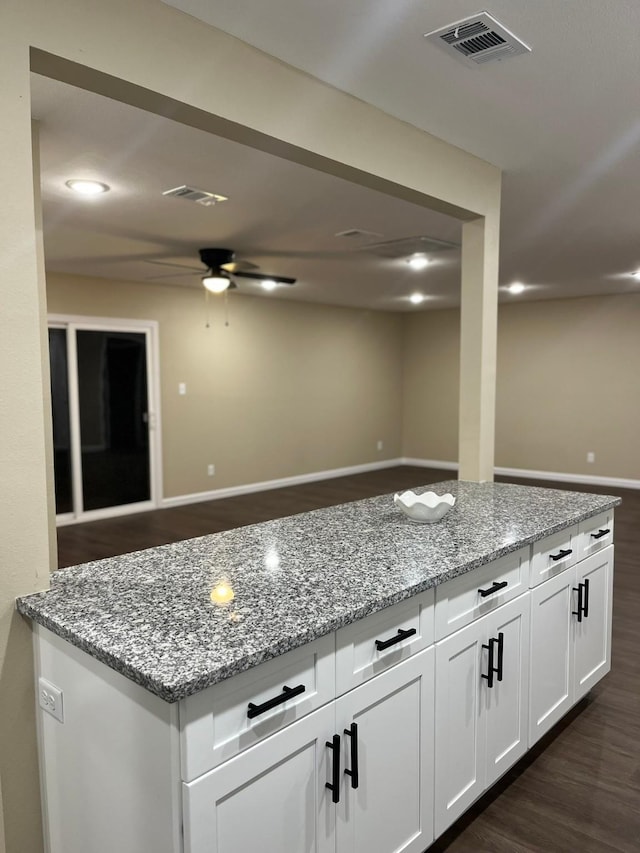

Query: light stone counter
<box><xmin>17</xmin><ymin>480</ymin><xmax>620</xmax><ymax>702</ymax></box>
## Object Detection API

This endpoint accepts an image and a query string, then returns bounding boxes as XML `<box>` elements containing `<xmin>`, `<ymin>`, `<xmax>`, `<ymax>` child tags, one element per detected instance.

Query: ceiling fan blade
<box><xmin>145</xmin><ymin>259</ymin><xmax>205</xmax><ymax>272</ymax></box>
<box><xmin>233</xmin><ymin>271</ymin><xmax>296</xmax><ymax>285</ymax></box>
<box><xmin>146</xmin><ymin>270</ymin><xmax>204</xmax><ymax>280</ymax></box>
<box><xmin>220</xmin><ymin>260</ymin><xmax>259</xmax><ymax>273</ymax></box>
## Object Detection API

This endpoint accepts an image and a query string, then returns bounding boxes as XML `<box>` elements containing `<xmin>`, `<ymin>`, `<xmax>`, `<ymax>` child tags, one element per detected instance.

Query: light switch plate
<box><xmin>38</xmin><ymin>677</ymin><xmax>64</xmax><ymax>723</ymax></box>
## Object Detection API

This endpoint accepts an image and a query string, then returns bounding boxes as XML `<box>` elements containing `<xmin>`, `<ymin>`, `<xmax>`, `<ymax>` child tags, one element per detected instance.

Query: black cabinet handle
<box><xmin>590</xmin><ymin>529</ymin><xmax>610</xmax><ymax>540</ymax></box>
<box><xmin>344</xmin><ymin>722</ymin><xmax>359</xmax><ymax>789</ymax></box>
<box><xmin>325</xmin><ymin>734</ymin><xmax>340</xmax><ymax>803</ymax></box>
<box><xmin>247</xmin><ymin>684</ymin><xmax>305</xmax><ymax>719</ymax></box>
<box><xmin>583</xmin><ymin>577</ymin><xmax>590</xmax><ymax>618</ymax></box>
<box><xmin>496</xmin><ymin>632</ymin><xmax>504</xmax><ymax>682</ymax></box>
<box><xmin>550</xmin><ymin>548</ymin><xmax>573</xmax><ymax>562</ymax></box>
<box><xmin>478</xmin><ymin>581</ymin><xmax>508</xmax><ymax>598</ymax></box>
<box><xmin>482</xmin><ymin>637</ymin><xmax>496</xmax><ymax>689</ymax></box>
<box><xmin>572</xmin><ymin>583</ymin><xmax>584</xmax><ymax>622</ymax></box>
<box><xmin>375</xmin><ymin>627</ymin><xmax>417</xmax><ymax>651</ymax></box>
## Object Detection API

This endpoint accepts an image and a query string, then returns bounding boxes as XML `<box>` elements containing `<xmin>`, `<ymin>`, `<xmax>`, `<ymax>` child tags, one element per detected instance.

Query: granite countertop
<box><xmin>17</xmin><ymin>480</ymin><xmax>620</xmax><ymax>703</ymax></box>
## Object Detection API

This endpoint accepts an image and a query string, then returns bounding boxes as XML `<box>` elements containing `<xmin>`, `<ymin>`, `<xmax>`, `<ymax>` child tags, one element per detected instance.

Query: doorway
<box><xmin>48</xmin><ymin>315</ymin><xmax>162</xmax><ymax>524</ymax></box>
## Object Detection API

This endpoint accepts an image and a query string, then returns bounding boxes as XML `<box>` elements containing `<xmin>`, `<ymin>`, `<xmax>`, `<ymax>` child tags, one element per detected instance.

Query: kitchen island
<box><xmin>18</xmin><ymin>480</ymin><xmax>619</xmax><ymax>853</ymax></box>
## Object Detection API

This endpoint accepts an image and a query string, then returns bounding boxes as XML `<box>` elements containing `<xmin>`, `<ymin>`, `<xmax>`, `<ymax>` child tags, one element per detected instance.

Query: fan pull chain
<box><xmin>205</xmin><ymin>289</ymin><xmax>211</xmax><ymax>328</ymax></box>
<box><xmin>224</xmin><ymin>289</ymin><xmax>230</xmax><ymax>327</ymax></box>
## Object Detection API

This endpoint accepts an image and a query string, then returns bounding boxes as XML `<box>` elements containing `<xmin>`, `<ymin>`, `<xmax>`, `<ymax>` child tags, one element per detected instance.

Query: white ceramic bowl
<box><xmin>393</xmin><ymin>490</ymin><xmax>456</xmax><ymax>524</ymax></box>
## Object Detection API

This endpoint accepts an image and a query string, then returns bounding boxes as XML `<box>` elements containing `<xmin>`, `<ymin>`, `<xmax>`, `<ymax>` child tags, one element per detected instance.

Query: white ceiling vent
<box><xmin>424</xmin><ymin>11</ymin><xmax>531</xmax><ymax>66</ymax></box>
<box><xmin>362</xmin><ymin>235</ymin><xmax>459</xmax><ymax>260</ymax></box>
<box><xmin>162</xmin><ymin>185</ymin><xmax>228</xmax><ymax>207</ymax></box>
<box><xmin>335</xmin><ymin>228</ymin><xmax>383</xmax><ymax>241</ymax></box>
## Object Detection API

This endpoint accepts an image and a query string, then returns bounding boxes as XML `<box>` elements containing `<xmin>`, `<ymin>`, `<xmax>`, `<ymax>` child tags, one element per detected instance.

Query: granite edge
<box><xmin>16</xmin><ymin>496</ymin><xmax>621</xmax><ymax>703</ymax></box>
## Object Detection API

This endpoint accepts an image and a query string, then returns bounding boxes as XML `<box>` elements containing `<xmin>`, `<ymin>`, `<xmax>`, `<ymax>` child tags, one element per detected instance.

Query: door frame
<box><xmin>48</xmin><ymin>313</ymin><xmax>163</xmax><ymax>525</ymax></box>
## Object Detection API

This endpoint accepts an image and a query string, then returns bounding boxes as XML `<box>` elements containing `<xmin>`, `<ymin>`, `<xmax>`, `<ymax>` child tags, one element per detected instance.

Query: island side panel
<box><xmin>34</xmin><ymin>624</ymin><xmax>182</xmax><ymax>853</ymax></box>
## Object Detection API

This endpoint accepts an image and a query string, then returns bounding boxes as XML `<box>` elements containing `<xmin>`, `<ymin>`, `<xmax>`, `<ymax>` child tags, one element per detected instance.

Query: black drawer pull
<box><xmin>344</xmin><ymin>722</ymin><xmax>359</xmax><ymax>789</ymax></box>
<box><xmin>550</xmin><ymin>548</ymin><xmax>573</xmax><ymax>562</ymax></box>
<box><xmin>247</xmin><ymin>684</ymin><xmax>306</xmax><ymax>719</ymax></box>
<box><xmin>572</xmin><ymin>583</ymin><xmax>585</xmax><ymax>622</ymax></box>
<box><xmin>375</xmin><ymin>627</ymin><xmax>417</xmax><ymax>651</ymax></box>
<box><xmin>583</xmin><ymin>577</ymin><xmax>590</xmax><ymax>618</ymax></box>
<box><xmin>326</xmin><ymin>734</ymin><xmax>340</xmax><ymax>803</ymax></box>
<box><xmin>478</xmin><ymin>581</ymin><xmax>508</xmax><ymax>598</ymax></box>
<box><xmin>590</xmin><ymin>529</ymin><xmax>610</xmax><ymax>540</ymax></box>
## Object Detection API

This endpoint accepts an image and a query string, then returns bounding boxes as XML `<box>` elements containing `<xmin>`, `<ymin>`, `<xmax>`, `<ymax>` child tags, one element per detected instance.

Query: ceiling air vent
<box><xmin>361</xmin><ymin>235</ymin><xmax>459</xmax><ymax>260</ymax></box>
<box><xmin>335</xmin><ymin>229</ymin><xmax>383</xmax><ymax>240</ymax></box>
<box><xmin>162</xmin><ymin>185</ymin><xmax>228</xmax><ymax>207</ymax></box>
<box><xmin>424</xmin><ymin>11</ymin><xmax>531</xmax><ymax>66</ymax></box>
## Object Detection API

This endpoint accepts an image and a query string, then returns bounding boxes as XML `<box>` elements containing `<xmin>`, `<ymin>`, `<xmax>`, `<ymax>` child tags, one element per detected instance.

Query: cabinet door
<box><xmin>183</xmin><ymin>703</ymin><xmax>335</xmax><ymax>853</ymax></box>
<box><xmin>434</xmin><ymin>621</ymin><xmax>485</xmax><ymax>837</ymax></box>
<box><xmin>529</xmin><ymin>568</ymin><xmax>575</xmax><ymax>746</ymax></box>
<box><xmin>573</xmin><ymin>546</ymin><xmax>613</xmax><ymax>701</ymax></box>
<box><xmin>335</xmin><ymin>648</ymin><xmax>434</xmax><ymax>853</ymax></box>
<box><xmin>483</xmin><ymin>595</ymin><xmax>530</xmax><ymax>788</ymax></box>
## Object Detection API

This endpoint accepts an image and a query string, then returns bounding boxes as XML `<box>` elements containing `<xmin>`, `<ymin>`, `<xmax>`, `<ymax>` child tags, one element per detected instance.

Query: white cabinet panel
<box><xmin>435</xmin><ymin>594</ymin><xmax>530</xmax><ymax>836</ymax></box>
<box><xmin>483</xmin><ymin>597</ymin><xmax>530</xmax><ymax>787</ymax></box>
<box><xmin>529</xmin><ymin>570</ymin><xmax>574</xmax><ymax>745</ymax></box>
<box><xmin>181</xmin><ymin>633</ymin><xmax>335</xmax><ymax>780</ymax></box>
<box><xmin>530</xmin><ymin>525</ymin><xmax>578</xmax><ymax>587</ymax></box>
<box><xmin>435</xmin><ymin>622</ymin><xmax>485</xmax><ymax>836</ymax></box>
<box><xmin>183</xmin><ymin>703</ymin><xmax>336</xmax><ymax>853</ymax></box>
<box><xmin>335</xmin><ymin>589</ymin><xmax>433</xmax><ymax>695</ymax></box>
<box><xmin>435</xmin><ymin>547</ymin><xmax>529</xmax><ymax>640</ymax></box>
<box><xmin>335</xmin><ymin>648</ymin><xmax>435</xmax><ymax>853</ymax></box>
<box><xmin>574</xmin><ymin>546</ymin><xmax>613</xmax><ymax>700</ymax></box>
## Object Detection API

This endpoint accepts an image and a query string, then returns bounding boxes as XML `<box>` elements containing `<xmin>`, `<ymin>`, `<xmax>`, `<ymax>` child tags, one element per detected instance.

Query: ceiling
<box><xmin>34</xmin><ymin>0</ymin><xmax>640</xmax><ymax>310</ymax></box>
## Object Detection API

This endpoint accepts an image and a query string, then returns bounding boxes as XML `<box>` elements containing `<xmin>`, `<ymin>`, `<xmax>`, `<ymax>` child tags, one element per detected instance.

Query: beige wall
<box><xmin>1</xmin><ymin>0</ymin><xmax>501</xmax><ymax>849</ymax></box>
<box><xmin>47</xmin><ymin>273</ymin><xmax>405</xmax><ymax>496</ymax></box>
<box><xmin>402</xmin><ymin>293</ymin><xmax>640</xmax><ymax>480</ymax></box>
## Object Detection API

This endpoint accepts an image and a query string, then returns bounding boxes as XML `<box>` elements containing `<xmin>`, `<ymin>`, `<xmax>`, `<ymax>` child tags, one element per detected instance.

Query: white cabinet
<box><xmin>529</xmin><ymin>545</ymin><xmax>613</xmax><ymax>745</ymax></box>
<box><xmin>184</xmin><ymin>648</ymin><xmax>435</xmax><ymax>853</ymax></box>
<box><xmin>434</xmin><ymin>595</ymin><xmax>530</xmax><ymax>836</ymax></box>
<box><xmin>335</xmin><ymin>648</ymin><xmax>434</xmax><ymax>853</ymax></box>
<box><xmin>183</xmin><ymin>703</ymin><xmax>336</xmax><ymax>853</ymax></box>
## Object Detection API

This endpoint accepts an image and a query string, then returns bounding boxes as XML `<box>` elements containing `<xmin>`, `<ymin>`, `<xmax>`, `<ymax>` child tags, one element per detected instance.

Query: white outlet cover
<box><xmin>38</xmin><ymin>677</ymin><xmax>64</xmax><ymax>723</ymax></box>
<box><xmin>178</xmin><ymin>382</ymin><xmax>187</xmax><ymax>395</ymax></box>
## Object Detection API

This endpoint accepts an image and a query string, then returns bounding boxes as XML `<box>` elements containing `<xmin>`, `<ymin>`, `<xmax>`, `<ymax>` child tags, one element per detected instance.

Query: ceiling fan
<box><xmin>147</xmin><ymin>248</ymin><xmax>296</xmax><ymax>294</ymax></box>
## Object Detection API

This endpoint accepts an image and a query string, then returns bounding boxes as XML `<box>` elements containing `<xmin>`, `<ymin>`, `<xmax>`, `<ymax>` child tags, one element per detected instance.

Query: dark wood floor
<box><xmin>56</xmin><ymin>467</ymin><xmax>640</xmax><ymax>852</ymax></box>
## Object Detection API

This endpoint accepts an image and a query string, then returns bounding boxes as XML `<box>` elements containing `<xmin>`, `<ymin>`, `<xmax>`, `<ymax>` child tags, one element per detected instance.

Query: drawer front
<box><xmin>335</xmin><ymin>588</ymin><xmax>434</xmax><ymax>695</ymax></box>
<box><xmin>180</xmin><ymin>634</ymin><xmax>335</xmax><ymax>781</ymax></box>
<box><xmin>530</xmin><ymin>525</ymin><xmax>578</xmax><ymax>587</ymax></box>
<box><xmin>577</xmin><ymin>510</ymin><xmax>614</xmax><ymax>561</ymax></box>
<box><xmin>434</xmin><ymin>547</ymin><xmax>529</xmax><ymax>641</ymax></box>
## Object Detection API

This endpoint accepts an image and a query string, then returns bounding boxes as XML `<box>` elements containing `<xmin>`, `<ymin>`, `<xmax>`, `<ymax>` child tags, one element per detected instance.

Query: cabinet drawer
<box><xmin>335</xmin><ymin>589</ymin><xmax>434</xmax><ymax>695</ymax></box>
<box><xmin>434</xmin><ymin>547</ymin><xmax>529</xmax><ymax>640</ymax></box>
<box><xmin>577</xmin><ymin>510</ymin><xmax>614</xmax><ymax>561</ymax></box>
<box><xmin>179</xmin><ymin>634</ymin><xmax>335</xmax><ymax>781</ymax></box>
<box><xmin>530</xmin><ymin>524</ymin><xmax>578</xmax><ymax>587</ymax></box>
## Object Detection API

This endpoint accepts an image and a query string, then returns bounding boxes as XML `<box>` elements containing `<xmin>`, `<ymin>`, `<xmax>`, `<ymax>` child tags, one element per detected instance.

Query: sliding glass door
<box><xmin>48</xmin><ymin>318</ymin><xmax>160</xmax><ymax>523</ymax></box>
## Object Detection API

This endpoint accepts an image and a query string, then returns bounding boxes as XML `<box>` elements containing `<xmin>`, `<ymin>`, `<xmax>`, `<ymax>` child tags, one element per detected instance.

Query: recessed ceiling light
<box><xmin>409</xmin><ymin>293</ymin><xmax>425</xmax><ymax>305</ymax></box>
<box><xmin>508</xmin><ymin>282</ymin><xmax>525</xmax><ymax>295</ymax></box>
<box><xmin>632</xmin><ymin>270</ymin><xmax>640</xmax><ymax>280</ymax></box>
<box><xmin>407</xmin><ymin>254</ymin><xmax>429</xmax><ymax>271</ymax></box>
<box><xmin>261</xmin><ymin>279</ymin><xmax>278</xmax><ymax>291</ymax></box>
<box><xmin>65</xmin><ymin>179</ymin><xmax>110</xmax><ymax>196</ymax></box>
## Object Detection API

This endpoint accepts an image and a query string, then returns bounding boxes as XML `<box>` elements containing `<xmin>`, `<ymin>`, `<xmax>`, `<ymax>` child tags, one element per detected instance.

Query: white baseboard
<box><xmin>493</xmin><ymin>465</ymin><xmax>640</xmax><ymax>491</ymax></box>
<box><xmin>400</xmin><ymin>457</ymin><xmax>640</xmax><ymax>491</ymax></box>
<box><xmin>161</xmin><ymin>458</ymin><xmax>405</xmax><ymax>509</ymax></box>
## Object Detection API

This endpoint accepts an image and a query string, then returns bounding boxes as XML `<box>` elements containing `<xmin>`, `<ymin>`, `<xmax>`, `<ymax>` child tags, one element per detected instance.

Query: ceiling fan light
<box><xmin>202</xmin><ymin>272</ymin><xmax>231</xmax><ymax>293</ymax></box>
<box><xmin>261</xmin><ymin>279</ymin><xmax>278</xmax><ymax>291</ymax></box>
<box><xmin>508</xmin><ymin>282</ymin><xmax>525</xmax><ymax>294</ymax></box>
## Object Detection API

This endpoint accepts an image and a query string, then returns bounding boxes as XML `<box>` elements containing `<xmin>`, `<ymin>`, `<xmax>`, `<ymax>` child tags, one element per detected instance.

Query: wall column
<box><xmin>0</xmin><ymin>48</ymin><xmax>53</xmax><ymax>853</ymax></box>
<box><xmin>458</xmin><ymin>214</ymin><xmax>500</xmax><ymax>481</ymax></box>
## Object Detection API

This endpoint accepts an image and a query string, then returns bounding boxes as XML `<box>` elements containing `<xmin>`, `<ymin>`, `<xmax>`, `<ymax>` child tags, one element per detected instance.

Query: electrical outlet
<box><xmin>178</xmin><ymin>382</ymin><xmax>187</xmax><ymax>395</ymax></box>
<box><xmin>207</xmin><ymin>463</ymin><xmax>215</xmax><ymax>477</ymax></box>
<box><xmin>586</xmin><ymin>452</ymin><xmax>595</xmax><ymax>464</ymax></box>
<box><xmin>377</xmin><ymin>440</ymin><xmax>384</xmax><ymax>452</ymax></box>
<box><xmin>38</xmin><ymin>677</ymin><xmax>64</xmax><ymax>723</ymax></box>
